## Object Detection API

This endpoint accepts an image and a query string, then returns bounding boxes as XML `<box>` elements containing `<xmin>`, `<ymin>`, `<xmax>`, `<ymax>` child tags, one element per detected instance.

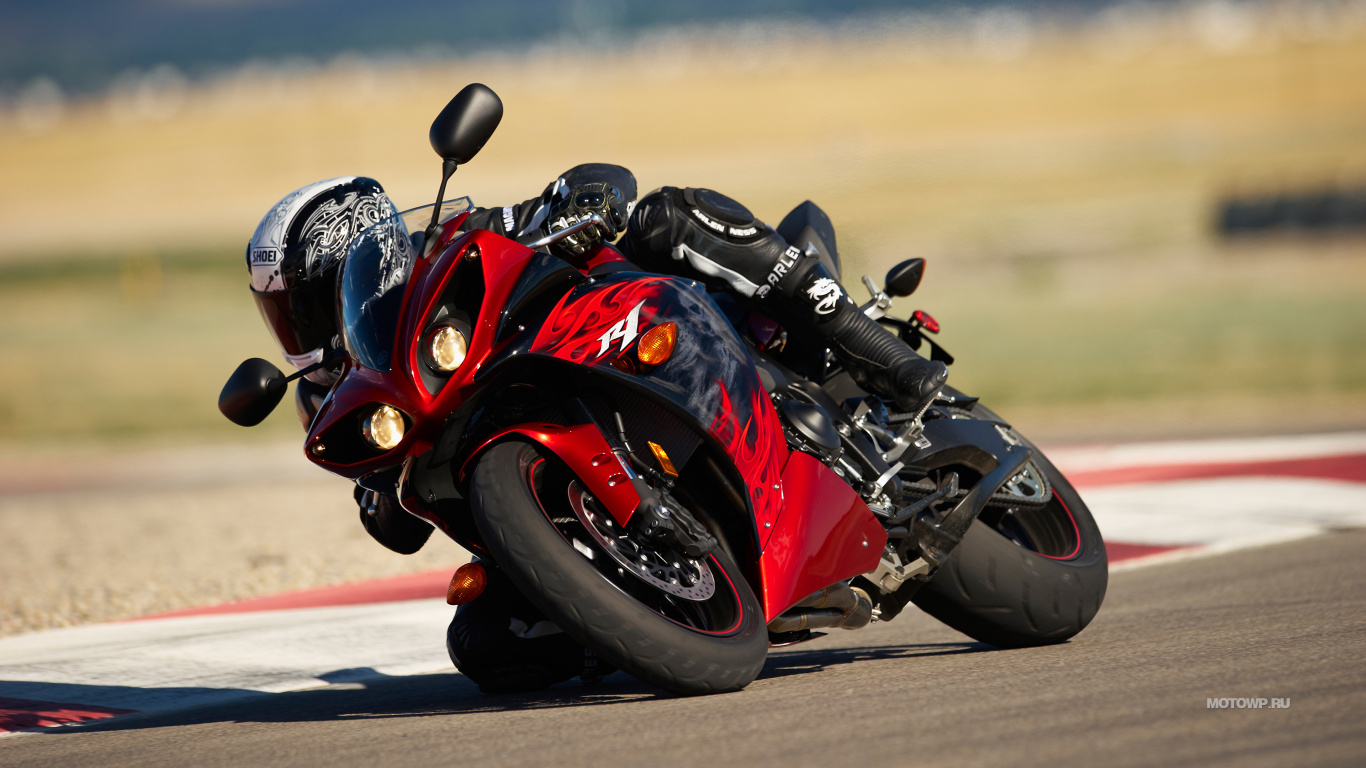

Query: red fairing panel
<box><xmin>460</xmin><ymin>423</ymin><xmax>642</xmax><ymax>527</ymax></box>
<box><xmin>710</xmin><ymin>385</ymin><xmax>788</xmax><ymax>550</ymax></box>
<box><xmin>583</xmin><ymin>242</ymin><xmax>628</xmax><ymax>271</ymax></box>
<box><xmin>759</xmin><ymin>451</ymin><xmax>887</xmax><ymax>620</ymax></box>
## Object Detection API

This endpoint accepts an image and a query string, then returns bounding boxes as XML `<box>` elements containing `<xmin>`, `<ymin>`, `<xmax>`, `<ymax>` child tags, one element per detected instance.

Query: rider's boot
<box><xmin>764</xmin><ymin>261</ymin><xmax>948</xmax><ymax>418</ymax></box>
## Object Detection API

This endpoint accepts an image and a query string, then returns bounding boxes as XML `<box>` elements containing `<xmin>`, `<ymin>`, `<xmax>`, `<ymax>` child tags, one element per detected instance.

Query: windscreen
<box><xmin>340</xmin><ymin>197</ymin><xmax>472</xmax><ymax>371</ymax></box>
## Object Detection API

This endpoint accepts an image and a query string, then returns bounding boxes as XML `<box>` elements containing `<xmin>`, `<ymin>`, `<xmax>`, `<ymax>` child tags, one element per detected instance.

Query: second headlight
<box><xmin>427</xmin><ymin>324</ymin><xmax>468</xmax><ymax>372</ymax></box>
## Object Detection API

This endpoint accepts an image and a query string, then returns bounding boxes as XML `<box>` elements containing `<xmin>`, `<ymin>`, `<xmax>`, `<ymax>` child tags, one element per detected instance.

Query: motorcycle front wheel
<box><xmin>468</xmin><ymin>440</ymin><xmax>768</xmax><ymax>695</ymax></box>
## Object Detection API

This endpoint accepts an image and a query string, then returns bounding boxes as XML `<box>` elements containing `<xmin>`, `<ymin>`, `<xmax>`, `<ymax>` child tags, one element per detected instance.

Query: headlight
<box><xmin>361</xmin><ymin>404</ymin><xmax>406</xmax><ymax>450</ymax></box>
<box><xmin>428</xmin><ymin>325</ymin><xmax>468</xmax><ymax>372</ymax></box>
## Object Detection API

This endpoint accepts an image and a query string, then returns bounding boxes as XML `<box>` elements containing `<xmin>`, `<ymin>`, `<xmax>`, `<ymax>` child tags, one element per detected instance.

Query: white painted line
<box><xmin>0</xmin><ymin>598</ymin><xmax>455</xmax><ymax>721</ymax></box>
<box><xmin>1046</xmin><ymin>431</ymin><xmax>1366</xmax><ymax>473</ymax></box>
<box><xmin>1080</xmin><ymin>476</ymin><xmax>1366</xmax><ymax>547</ymax></box>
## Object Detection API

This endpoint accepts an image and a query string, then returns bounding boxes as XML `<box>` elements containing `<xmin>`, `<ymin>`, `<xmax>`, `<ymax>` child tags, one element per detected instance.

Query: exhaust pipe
<box><xmin>767</xmin><ymin>583</ymin><xmax>874</xmax><ymax>633</ymax></box>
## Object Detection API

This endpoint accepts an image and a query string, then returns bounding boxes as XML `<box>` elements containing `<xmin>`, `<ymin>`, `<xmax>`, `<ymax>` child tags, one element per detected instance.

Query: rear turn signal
<box><xmin>446</xmin><ymin>562</ymin><xmax>488</xmax><ymax>605</ymax></box>
<box><xmin>912</xmin><ymin>310</ymin><xmax>940</xmax><ymax>334</ymax></box>
<box><xmin>636</xmin><ymin>322</ymin><xmax>677</xmax><ymax>366</ymax></box>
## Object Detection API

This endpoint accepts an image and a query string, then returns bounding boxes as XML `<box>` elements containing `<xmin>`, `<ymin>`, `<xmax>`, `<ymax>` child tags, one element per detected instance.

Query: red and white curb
<box><xmin>4</xmin><ymin>431</ymin><xmax>1365</xmax><ymax>734</ymax></box>
<box><xmin>1049</xmin><ymin>431</ymin><xmax>1366</xmax><ymax>570</ymax></box>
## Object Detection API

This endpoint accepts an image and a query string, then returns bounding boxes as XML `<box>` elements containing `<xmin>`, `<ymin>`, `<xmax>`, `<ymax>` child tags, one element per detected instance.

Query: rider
<box><xmin>246</xmin><ymin>165</ymin><xmax>947</xmax><ymax>691</ymax></box>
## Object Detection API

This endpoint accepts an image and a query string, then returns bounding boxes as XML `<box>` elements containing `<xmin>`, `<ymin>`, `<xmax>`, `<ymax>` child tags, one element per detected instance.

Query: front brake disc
<box><xmin>566</xmin><ymin>482</ymin><xmax>716</xmax><ymax>601</ymax></box>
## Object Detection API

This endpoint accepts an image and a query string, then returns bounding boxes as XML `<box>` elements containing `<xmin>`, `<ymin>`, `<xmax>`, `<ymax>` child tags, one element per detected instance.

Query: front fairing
<box><xmin>308</xmin><ymin>217</ymin><xmax>790</xmax><ymax>547</ymax></box>
<box><xmin>306</xmin><ymin>217</ymin><xmax>539</xmax><ymax>477</ymax></box>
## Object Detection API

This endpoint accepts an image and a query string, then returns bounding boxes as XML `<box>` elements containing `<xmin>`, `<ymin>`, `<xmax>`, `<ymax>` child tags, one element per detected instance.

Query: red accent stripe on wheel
<box><xmin>0</xmin><ymin>697</ymin><xmax>137</xmax><ymax>733</ymax></box>
<box><xmin>1038</xmin><ymin>491</ymin><xmax>1082</xmax><ymax>560</ymax></box>
<box><xmin>1067</xmin><ymin>453</ymin><xmax>1366</xmax><ymax>488</ymax></box>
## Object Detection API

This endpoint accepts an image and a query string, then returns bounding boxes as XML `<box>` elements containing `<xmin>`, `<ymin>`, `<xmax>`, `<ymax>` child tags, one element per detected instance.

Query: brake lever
<box><xmin>517</xmin><ymin>213</ymin><xmax>613</xmax><ymax>249</ymax></box>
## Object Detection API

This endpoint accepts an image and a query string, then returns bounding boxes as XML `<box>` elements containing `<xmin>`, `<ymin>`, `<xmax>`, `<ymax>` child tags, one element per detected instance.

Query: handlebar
<box><xmin>516</xmin><ymin>213</ymin><xmax>614</xmax><ymax>249</ymax></box>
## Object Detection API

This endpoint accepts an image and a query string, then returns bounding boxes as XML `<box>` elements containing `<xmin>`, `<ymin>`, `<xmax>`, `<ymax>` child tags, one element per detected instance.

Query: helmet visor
<box><xmin>252</xmin><ymin>275</ymin><xmax>338</xmax><ymax>361</ymax></box>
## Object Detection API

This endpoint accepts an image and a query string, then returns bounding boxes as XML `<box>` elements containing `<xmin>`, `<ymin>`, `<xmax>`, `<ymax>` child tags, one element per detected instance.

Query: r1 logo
<box><xmin>1271</xmin><ymin>698</ymin><xmax>1290</xmax><ymax>709</ymax></box>
<box><xmin>597</xmin><ymin>300</ymin><xmax>646</xmax><ymax>358</ymax></box>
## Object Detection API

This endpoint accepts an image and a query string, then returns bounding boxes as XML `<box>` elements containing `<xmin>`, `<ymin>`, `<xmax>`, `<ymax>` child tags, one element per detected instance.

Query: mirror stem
<box><xmin>425</xmin><ymin>158</ymin><xmax>459</xmax><ymax>244</ymax></box>
<box><xmin>276</xmin><ymin>348</ymin><xmax>345</xmax><ymax>390</ymax></box>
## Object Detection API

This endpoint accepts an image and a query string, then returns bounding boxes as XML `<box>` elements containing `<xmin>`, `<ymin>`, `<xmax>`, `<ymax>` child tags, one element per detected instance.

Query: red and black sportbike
<box><xmin>220</xmin><ymin>84</ymin><xmax>1107</xmax><ymax>695</ymax></box>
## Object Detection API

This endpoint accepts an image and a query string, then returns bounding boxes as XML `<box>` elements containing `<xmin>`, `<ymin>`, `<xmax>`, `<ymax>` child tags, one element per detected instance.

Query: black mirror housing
<box><xmin>219</xmin><ymin>358</ymin><xmax>287</xmax><ymax>427</ymax></box>
<box><xmin>885</xmin><ymin>258</ymin><xmax>925</xmax><ymax>297</ymax></box>
<box><xmin>429</xmin><ymin>83</ymin><xmax>504</xmax><ymax>164</ymax></box>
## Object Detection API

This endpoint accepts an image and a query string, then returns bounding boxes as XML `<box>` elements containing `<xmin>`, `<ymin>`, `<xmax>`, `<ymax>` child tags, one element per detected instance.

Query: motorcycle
<box><xmin>220</xmin><ymin>84</ymin><xmax>1107</xmax><ymax>695</ymax></box>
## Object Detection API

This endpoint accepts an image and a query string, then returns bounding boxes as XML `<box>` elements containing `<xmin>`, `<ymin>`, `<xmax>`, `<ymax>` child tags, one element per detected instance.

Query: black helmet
<box><xmin>247</xmin><ymin>177</ymin><xmax>396</xmax><ymax>377</ymax></box>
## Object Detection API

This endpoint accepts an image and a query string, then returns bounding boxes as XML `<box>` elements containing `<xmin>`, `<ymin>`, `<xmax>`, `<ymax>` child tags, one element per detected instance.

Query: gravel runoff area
<box><xmin>0</xmin><ymin>442</ymin><xmax>471</xmax><ymax>638</ymax></box>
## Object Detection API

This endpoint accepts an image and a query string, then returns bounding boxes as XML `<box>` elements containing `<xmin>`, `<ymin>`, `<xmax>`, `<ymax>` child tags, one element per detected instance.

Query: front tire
<box><xmin>469</xmin><ymin>440</ymin><xmax>768</xmax><ymax>695</ymax></box>
<box><xmin>911</xmin><ymin>410</ymin><xmax>1108</xmax><ymax>648</ymax></box>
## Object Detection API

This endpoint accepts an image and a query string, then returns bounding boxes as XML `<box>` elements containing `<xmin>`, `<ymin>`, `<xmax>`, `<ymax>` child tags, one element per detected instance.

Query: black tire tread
<box><xmin>469</xmin><ymin>441</ymin><xmax>768</xmax><ymax>695</ymax></box>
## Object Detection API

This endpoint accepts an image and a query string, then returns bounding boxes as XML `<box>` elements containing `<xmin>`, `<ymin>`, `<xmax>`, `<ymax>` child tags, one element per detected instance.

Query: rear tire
<box><xmin>911</xmin><ymin>410</ymin><xmax>1108</xmax><ymax>648</ymax></box>
<box><xmin>469</xmin><ymin>440</ymin><xmax>768</xmax><ymax>695</ymax></box>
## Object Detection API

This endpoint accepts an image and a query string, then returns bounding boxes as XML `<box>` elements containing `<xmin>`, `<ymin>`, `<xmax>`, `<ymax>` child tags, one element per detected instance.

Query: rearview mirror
<box><xmin>219</xmin><ymin>358</ymin><xmax>287</xmax><ymax>427</ymax></box>
<box><xmin>429</xmin><ymin>83</ymin><xmax>504</xmax><ymax>164</ymax></box>
<box><xmin>884</xmin><ymin>258</ymin><xmax>925</xmax><ymax>297</ymax></box>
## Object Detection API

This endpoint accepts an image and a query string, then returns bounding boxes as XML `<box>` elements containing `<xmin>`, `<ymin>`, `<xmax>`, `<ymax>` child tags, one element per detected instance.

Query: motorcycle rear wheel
<box><xmin>469</xmin><ymin>440</ymin><xmax>768</xmax><ymax>695</ymax></box>
<box><xmin>911</xmin><ymin>406</ymin><xmax>1108</xmax><ymax>648</ymax></box>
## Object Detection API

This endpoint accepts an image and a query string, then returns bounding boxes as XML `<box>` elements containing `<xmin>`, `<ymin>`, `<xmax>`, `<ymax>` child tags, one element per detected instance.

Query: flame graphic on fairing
<box><xmin>709</xmin><ymin>384</ymin><xmax>788</xmax><ymax>533</ymax></box>
<box><xmin>529</xmin><ymin>272</ymin><xmax>789</xmax><ymax>533</ymax></box>
<box><xmin>530</xmin><ymin>277</ymin><xmax>668</xmax><ymax>365</ymax></box>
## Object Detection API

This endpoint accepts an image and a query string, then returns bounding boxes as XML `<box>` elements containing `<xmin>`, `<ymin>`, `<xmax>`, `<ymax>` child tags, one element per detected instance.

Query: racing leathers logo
<box><xmin>806</xmin><ymin>277</ymin><xmax>842</xmax><ymax>315</ymax></box>
<box><xmin>754</xmin><ymin>245</ymin><xmax>803</xmax><ymax>300</ymax></box>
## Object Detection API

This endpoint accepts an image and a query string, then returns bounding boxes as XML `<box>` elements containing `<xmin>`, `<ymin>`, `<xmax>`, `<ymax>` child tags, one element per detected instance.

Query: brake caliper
<box><xmin>629</xmin><ymin>493</ymin><xmax>717</xmax><ymax>560</ymax></box>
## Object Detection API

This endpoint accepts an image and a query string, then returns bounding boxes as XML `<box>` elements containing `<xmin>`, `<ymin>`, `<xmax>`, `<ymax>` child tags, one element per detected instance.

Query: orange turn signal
<box><xmin>446</xmin><ymin>562</ymin><xmax>488</xmax><ymax>605</ymax></box>
<box><xmin>636</xmin><ymin>322</ymin><xmax>677</xmax><ymax>366</ymax></box>
<box><xmin>647</xmin><ymin>441</ymin><xmax>678</xmax><ymax>476</ymax></box>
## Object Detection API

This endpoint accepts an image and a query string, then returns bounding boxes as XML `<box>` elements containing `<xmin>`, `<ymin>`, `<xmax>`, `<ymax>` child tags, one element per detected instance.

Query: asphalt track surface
<box><xmin>3</xmin><ymin>529</ymin><xmax>1363</xmax><ymax>768</ymax></box>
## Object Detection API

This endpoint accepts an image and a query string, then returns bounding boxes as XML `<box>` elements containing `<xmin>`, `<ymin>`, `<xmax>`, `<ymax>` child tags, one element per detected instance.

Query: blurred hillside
<box><xmin>0</xmin><ymin>0</ymin><xmax>1364</xmax><ymax>448</ymax></box>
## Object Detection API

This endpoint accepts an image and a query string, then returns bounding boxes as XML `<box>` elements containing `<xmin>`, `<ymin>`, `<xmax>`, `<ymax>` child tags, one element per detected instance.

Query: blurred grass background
<box><xmin>2</xmin><ymin>1</ymin><xmax>1365</xmax><ymax>450</ymax></box>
